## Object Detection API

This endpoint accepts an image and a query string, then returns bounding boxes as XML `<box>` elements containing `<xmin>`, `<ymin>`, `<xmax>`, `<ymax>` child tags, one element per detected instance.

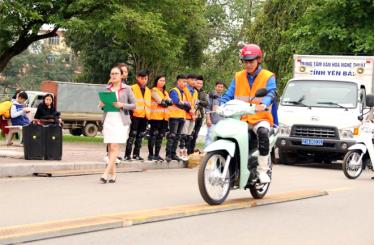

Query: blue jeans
<box><xmin>205</xmin><ymin>126</ymin><xmax>214</xmax><ymax>148</ymax></box>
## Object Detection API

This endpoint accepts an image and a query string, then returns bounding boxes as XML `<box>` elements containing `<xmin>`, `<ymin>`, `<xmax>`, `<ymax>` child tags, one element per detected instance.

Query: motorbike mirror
<box><xmin>365</xmin><ymin>94</ymin><xmax>374</xmax><ymax>107</ymax></box>
<box><xmin>255</xmin><ymin>88</ymin><xmax>268</xmax><ymax>98</ymax></box>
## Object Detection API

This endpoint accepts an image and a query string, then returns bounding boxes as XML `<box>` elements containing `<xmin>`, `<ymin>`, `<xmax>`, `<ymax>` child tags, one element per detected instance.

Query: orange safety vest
<box><xmin>150</xmin><ymin>87</ymin><xmax>170</xmax><ymax>121</ymax></box>
<box><xmin>234</xmin><ymin>69</ymin><xmax>274</xmax><ymax>126</ymax></box>
<box><xmin>168</xmin><ymin>87</ymin><xmax>186</xmax><ymax>119</ymax></box>
<box><xmin>183</xmin><ymin>86</ymin><xmax>198</xmax><ymax>120</ymax></box>
<box><xmin>131</xmin><ymin>83</ymin><xmax>151</xmax><ymax>120</ymax></box>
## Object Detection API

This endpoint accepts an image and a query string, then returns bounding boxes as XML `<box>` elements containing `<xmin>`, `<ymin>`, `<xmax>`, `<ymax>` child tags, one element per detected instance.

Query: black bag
<box><xmin>44</xmin><ymin>124</ymin><xmax>62</xmax><ymax>160</ymax></box>
<box><xmin>23</xmin><ymin>124</ymin><xmax>45</xmax><ymax>160</ymax></box>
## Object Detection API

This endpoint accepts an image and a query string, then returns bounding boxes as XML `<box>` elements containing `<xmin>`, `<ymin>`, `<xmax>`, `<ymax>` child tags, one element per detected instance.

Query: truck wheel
<box><xmin>83</xmin><ymin>123</ymin><xmax>98</xmax><ymax>137</ymax></box>
<box><xmin>69</xmin><ymin>128</ymin><xmax>83</xmax><ymax>136</ymax></box>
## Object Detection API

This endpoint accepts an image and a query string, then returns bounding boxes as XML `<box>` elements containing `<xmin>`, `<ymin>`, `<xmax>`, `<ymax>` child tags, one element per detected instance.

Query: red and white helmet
<box><xmin>240</xmin><ymin>44</ymin><xmax>263</xmax><ymax>62</ymax></box>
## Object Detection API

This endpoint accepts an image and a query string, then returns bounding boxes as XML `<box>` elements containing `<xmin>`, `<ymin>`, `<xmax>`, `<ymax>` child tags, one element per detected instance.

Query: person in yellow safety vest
<box><xmin>165</xmin><ymin>74</ymin><xmax>191</xmax><ymax>162</ymax></box>
<box><xmin>179</xmin><ymin>74</ymin><xmax>198</xmax><ymax>160</ymax></box>
<box><xmin>148</xmin><ymin>75</ymin><xmax>173</xmax><ymax>161</ymax></box>
<box><xmin>220</xmin><ymin>44</ymin><xmax>277</xmax><ymax>184</ymax></box>
<box><xmin>124</xmin><ymin>70</ymin><xmax>151</xmax><ymax>161</ymax></box>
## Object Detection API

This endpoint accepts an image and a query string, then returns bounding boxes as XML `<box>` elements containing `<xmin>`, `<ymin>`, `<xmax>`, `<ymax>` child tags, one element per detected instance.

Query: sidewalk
<box><xmin>0</xmin><ymin>141</ymin><xmax>186</xmax><ymax>177</ymax></box>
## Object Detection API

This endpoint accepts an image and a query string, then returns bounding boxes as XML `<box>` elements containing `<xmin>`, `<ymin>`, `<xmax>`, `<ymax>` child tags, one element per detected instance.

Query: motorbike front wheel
<box><xmin>198</xmin><ymin>151</ymin><xmax>230</xmax><ymax>205</ymax></box>
<box><xmin>343</xmin><ymin>150</ymin><xmax>363</xmax><ymax>179</ymax></box>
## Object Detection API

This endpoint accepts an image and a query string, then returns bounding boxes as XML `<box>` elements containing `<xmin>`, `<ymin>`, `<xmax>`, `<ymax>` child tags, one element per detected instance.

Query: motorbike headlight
<box><xmin>339</xmin><ymin>129</ymin><xmax>354</xmax><ymax>139</ymax></box>
<box><xmin>279</xmin><ymin>124</ymin><xmax>291</xmax><ymax>136</ymax></box>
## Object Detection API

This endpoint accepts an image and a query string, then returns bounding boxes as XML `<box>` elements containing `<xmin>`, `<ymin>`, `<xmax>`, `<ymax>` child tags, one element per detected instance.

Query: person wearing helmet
<box><xmin>220</xmin><ymin>44</ymin><xmax>277</xmax><ymax>183</ymax></box>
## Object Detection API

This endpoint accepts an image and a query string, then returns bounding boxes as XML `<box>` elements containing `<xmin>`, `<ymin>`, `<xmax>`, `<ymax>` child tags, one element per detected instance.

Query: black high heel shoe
<box><xmin>108</xmin><ymin>176</ymin><xmax>117</xmax><ymax>183</ymax></box>
<box><xmin>100</xmin><ymin>175</ymin><xmax>108</xmax><ymax>184</ymax></box>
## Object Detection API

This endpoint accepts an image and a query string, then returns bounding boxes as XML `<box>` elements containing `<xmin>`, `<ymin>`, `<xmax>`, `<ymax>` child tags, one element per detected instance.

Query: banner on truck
<box><xmin>294</xmin><ymin>55</ymin><xmax>373</xmax><ymax>92</ymax></box>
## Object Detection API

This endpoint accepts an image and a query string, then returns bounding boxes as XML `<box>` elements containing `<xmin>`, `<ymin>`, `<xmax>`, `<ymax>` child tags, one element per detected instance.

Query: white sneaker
<box><xmin>181</xmin><ymin>149</ymin><xmax>189</xmax><ymax>161</ymax></box>
<box><xmin>258</xmin><ymin>171</ymin><xmax>271</xmax><ymax>183</ymax></box>
<box><xmin>178</xmin><ymin>149</ymin><xmax>184</xmax><ymax>160</ymax></box>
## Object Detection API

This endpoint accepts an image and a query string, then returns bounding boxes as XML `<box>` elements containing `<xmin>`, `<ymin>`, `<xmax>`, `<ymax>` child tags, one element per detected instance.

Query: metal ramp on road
<box><xmin>0</xmin><ymin>189</ymin><xmax>328</xmax><ymax>244</ymax></box>
<box><xmin>33</xmin><ymin>167</ymin><xmax>144</xmax><ymax>177</ymax></box>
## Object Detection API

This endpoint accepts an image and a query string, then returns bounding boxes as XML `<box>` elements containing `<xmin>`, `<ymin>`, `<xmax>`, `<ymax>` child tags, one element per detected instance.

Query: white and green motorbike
<box><xmin>198</xmin><ymin>89</ymin><xmax>278</xmax><ymax>205</ymax></box>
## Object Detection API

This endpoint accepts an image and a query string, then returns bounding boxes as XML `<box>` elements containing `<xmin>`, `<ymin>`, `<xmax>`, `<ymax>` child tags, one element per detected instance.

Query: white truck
<box><xmin>275</xmin><ymin>55</ymin><xmax>374</xmax><ymax>164</ymax></box>
<box><xmin>27</xmin><ymin>81</ymin><xmax>106</xmax><ymax>137</ymax></box>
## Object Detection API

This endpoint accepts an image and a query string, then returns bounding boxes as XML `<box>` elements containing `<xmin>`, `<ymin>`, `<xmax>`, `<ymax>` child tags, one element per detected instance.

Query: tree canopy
<box><xmin>0</xmin><ymin>0</ymin><xmax>114</xmax><ymax>73</ymax></box>
<box><xmin>65</xmin><ymin>0</ymin><xmax>208</xmax><ymax>84</ymax></box>
<box><xmin>248</xmin><ymin>0</ymin><xmax>374</xmax><ymax>90</ymax></box>
<box><xmin>0</xmin><ymin>0</ymin><xmax>373</xmax><ymax>93</ymax></box>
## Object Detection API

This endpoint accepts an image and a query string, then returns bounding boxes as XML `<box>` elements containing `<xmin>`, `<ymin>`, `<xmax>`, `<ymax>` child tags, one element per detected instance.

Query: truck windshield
<box><xmin>281</xmin><ymin>81</ymin><xmax>357</xmax><ymax>109</ymax></box>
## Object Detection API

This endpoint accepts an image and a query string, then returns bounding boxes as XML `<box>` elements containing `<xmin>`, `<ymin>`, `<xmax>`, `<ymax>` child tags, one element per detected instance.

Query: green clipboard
<box><xmin>98</xmin><ymin>92</ymin><xmax>120</xmax><ymax>112</ymax></box>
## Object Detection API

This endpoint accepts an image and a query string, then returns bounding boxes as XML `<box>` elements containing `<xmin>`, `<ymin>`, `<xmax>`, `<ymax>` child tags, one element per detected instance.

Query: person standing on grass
<box><xmin>99</xmin><ymin>65</ymin><xmax>135</xmax><ymax>183</ymax></box>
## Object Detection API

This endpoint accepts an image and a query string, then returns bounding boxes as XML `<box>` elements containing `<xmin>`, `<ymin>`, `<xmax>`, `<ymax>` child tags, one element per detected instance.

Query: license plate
<box><xmin>301</xmin><ymin>138</ymin><xmax>324</xmax><ymax>146</ymax></box>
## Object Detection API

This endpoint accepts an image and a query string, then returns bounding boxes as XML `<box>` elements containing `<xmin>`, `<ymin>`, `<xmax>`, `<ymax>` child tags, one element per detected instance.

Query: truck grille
<box><xmin>291</xmin><ymin>125</ymin><xmax>338</xmax><ymax>139</ymax></box>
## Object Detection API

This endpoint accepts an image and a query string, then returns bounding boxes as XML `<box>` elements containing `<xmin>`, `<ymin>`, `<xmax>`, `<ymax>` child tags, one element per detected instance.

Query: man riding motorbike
<box><xmin>220</xmin><ymin>43</ymin><xmax>277</xmax><ymax>183</ymax></box>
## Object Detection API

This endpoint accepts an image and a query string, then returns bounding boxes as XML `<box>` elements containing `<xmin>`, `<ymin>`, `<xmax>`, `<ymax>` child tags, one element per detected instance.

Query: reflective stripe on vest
<box><xmin>234</xmin><ymin>69</ymin><xmax>274</xmax><ymax>126</ymax></box>
<box><xmin>131</xmin><ymin>84</ymin><xmax>151</xmax><ymax>119</ymax></box>
<box><xmin>169</xmin><ymin>87</ymin><xmax>186</xmax><ymax>119</ymax></box>
<box><xmin>183</xmin><ymin>87</ymin><xmax>198</xmax><ymax>120</ymax></box>
<box><xmin>150</xmin><ymin>87</ymin><xmax>170</xmax><ymax>121</ymax></box>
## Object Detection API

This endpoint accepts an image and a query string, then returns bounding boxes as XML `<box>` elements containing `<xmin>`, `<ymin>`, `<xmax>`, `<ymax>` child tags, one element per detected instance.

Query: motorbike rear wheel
<box><xmin>343</xmin><ymin>150</ymin><xmax>363</xmax><ymax>179</ymax></box>
<box><xmin>249</xmin><ymin>156</ymin><xmax>272</xmax><ymax>199</ymax></box>
<box><xmin>198</xmin><ymin>151</ymin><xmax>230</xmax><ymax>205</ymax></box>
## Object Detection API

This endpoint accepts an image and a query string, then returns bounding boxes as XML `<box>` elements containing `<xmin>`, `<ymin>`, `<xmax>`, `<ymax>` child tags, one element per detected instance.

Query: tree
<box><xmin>65</xmin><ymin>0</ymin><xmax>208</xmax><ymax>84</ymax></box>
<box><xmin>248</xmin><ymin>0</ymin><xmax>374</xmax><ymax>91</ymax></box>
<box><xmin>1</xmin><ymin>42</ymin><xmax>80</xmax><ymax>90</ymax></box>
<box><xmin>0</xmin><ymin>0</ymin><xmax>115</xmax><ymax>73</ymax></box>
<box><xmin>286</xmin><ymin>0</ymin><xmax>374</xmax><ymax>55</ymax></box>
<box><xmin>198</xmin><ymin>0</ymin><xmax>264</xmax><ymax>91</ymax></box>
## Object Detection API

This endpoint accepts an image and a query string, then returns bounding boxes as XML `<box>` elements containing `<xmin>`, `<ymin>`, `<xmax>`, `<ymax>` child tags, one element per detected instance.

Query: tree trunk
<box><xmin>0</xmin><ymin>28</ymin><xmax>58</xmax><ymax>73</ymax></box>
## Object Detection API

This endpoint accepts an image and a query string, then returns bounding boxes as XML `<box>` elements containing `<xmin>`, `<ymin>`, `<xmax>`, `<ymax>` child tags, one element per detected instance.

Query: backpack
<box><xmin>0</xmin><ymin>101</ymin><xmax>12</xmax><ymax>119</ymax></box>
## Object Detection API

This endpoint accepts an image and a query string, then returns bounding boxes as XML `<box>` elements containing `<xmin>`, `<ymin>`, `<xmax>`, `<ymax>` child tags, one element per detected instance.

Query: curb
<box><xmin>0</xmin><ymin>189</ymin><xmax>328</xmax><ymax>244</ymax></box>
<box><xmin>0</xmin><ymin>160</ymin><xmax>186</xmax><ymax>178</ymax></box>
<box><xmin>0</xmin><ymin>150</ymin><xmax>23</xmax><ymax>159</ymax></box>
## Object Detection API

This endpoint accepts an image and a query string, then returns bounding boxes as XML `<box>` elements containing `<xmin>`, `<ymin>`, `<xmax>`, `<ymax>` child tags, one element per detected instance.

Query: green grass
<box><xmin>63</xmin><ymin>135</ymin><xmax>205</xmax><ymax>149</ymax></box>
<box><xmin>63</xmin><ymin>135</ymin><xmax>103</xmax><ymax>143</ymax></box>
<box><xmin>1</xmin><ymin>131</ymin><xmax>205</xmax><ymax>149</ymax></box>
<box><xmin>0</xmin><ymin>133</ymin><xmax>103</xmax><ymax>143</ymax></box>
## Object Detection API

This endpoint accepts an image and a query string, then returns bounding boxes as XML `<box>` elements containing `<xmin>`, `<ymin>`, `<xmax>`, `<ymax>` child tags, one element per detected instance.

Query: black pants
<box><xmin>125</xmin><ymin>117</ymin><xmax>148</xmax><ymax>157</ymax></box>
<box><xmin>188</xmin><ymin>117</ymin><xmax>203</xmax><ymax>154</ymax></box>
<box><xmin>148</xmin><ymin>120</ymin><xmax>168</xmax><ymax>157</ymax></box>
<box><xmin>166</xmin><ymin>118</ymin><xmax>185</xmax><ymax>158</ymax></box>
